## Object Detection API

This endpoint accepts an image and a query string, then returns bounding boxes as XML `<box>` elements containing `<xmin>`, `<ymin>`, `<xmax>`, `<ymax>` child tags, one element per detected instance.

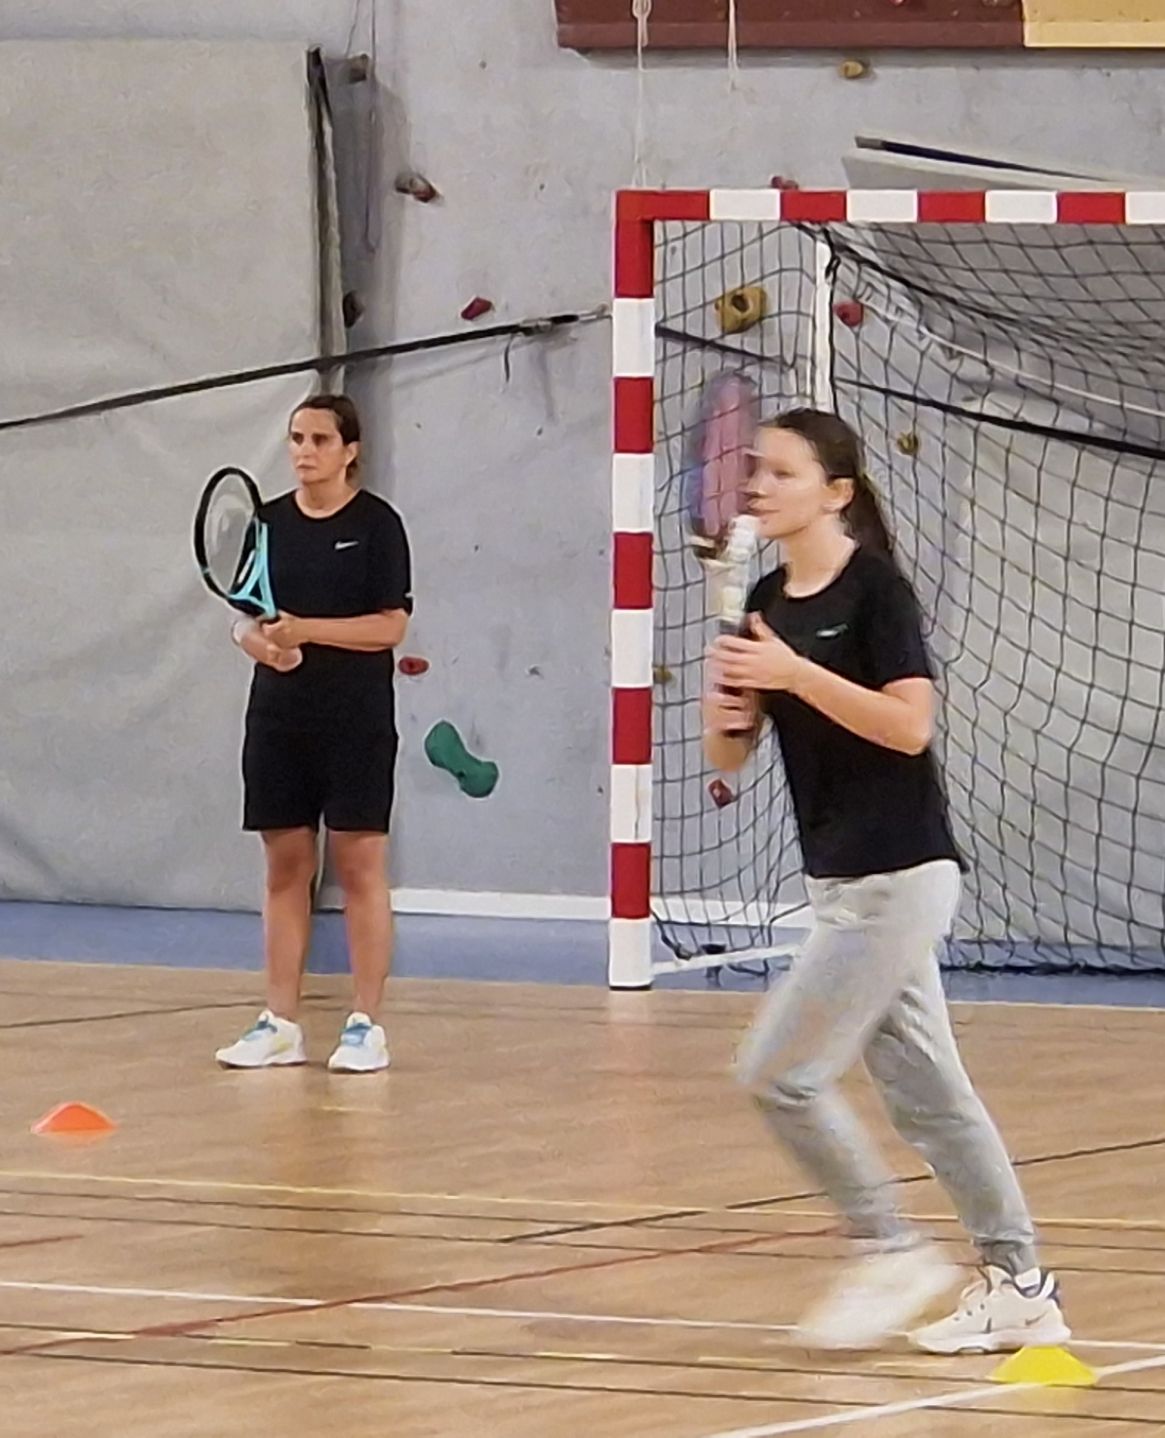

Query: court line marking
<box><xmin>0</xmin><ymin>1235</ymin><xmax>82</xmax><ymax>1252</ymax></box>
<box><xmin>1</xmin><ymin>1280</ymin><xmax>1163</xmax><ymax>1353</ymax></box>
<box><xmin>11</xmin><ymin>1201</ymin><xmax>1165</xmax><ymax>1271</ymax></box>
<box><xmin>4</xmin><ymin>1229</ymin><xmax>833</xmax><ymax>1354</ymax></box>
<box><xmin>0</xmin><ymin>1171</ymin><xmax>679</xmax><ymax>1214</ymax></box>
<box><xmin>949</xmin><ymin>1006</ymin><xmax>1162</xmax><ymax>1018</ymax></box>
<box><xmin>4</xmin><ymin>1182</ymin><xmax>1165</xmax><ymax>1249</ymax></box>
<box><xmin>3</xmin><ymin>1323</ymin><xmax>1106</xmax><ymax>1381</ymax></box>
<box><xmin>692</xmin><ymin>1353</ymin><xmax>1165</xmax><ymax>1437</ymax></box>
<box><xmin>767</xmin><ymin>1207</ymin><xmax>1165</xmax><ymax>1234</ymax></box>
<box><xmin>2</xmin><ymin>1171</ymin><xmax>1163</xmax><ymax>1234</ymax></box>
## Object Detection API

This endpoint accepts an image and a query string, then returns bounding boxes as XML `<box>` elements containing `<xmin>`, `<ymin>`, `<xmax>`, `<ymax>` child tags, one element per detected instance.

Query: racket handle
<box><xmin>717</xmin><ymin>682</ymin><xmax>758</xmax><ymax>738</ymax></box>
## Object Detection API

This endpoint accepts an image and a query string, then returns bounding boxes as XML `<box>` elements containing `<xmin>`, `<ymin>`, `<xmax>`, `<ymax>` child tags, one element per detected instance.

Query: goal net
<box><xmin>610</xmin><ymin>190</ymin><xmax>1165</xmax><ymax>985</ymax></box>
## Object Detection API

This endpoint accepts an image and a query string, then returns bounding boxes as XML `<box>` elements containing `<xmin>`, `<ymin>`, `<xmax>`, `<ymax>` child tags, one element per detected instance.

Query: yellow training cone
<box><xmin>990</xmin><ymin>1346</ymin><xmax>1097</xmax><ymax>1388</ymax></box>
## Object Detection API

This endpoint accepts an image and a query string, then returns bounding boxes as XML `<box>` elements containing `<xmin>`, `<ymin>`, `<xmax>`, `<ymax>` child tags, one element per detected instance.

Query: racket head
<box><xmin>193</xmin><ymin>466</ymin><xmax>276</xmax><ymax>619</ymax></box>
<box><xmin>682</xmin><ymin>372</ymin><xmax>759</xmax><ymax>561</ymax></box>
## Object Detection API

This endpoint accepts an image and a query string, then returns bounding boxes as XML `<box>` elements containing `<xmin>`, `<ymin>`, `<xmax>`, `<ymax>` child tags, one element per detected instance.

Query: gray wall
<box><xmin>0</xmin><ymin>42</ymin><xmax>331</xmax><ymax>909</ymax></box>
<box><xmin>4</xmin><ymin>2</ymin><xmax>1165</xmax><ymax>903</ymax></box>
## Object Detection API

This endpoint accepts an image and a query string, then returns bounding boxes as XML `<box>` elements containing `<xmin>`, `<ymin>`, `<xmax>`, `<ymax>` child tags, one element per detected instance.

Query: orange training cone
<box><xmin>32</xmin><ymin>1102</ymin><xmax>117</xmax><ymax>1137</ymax></box>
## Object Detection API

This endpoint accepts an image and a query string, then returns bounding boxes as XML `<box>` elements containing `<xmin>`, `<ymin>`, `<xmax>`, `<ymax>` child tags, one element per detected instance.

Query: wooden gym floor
<box><xmin>2</xmin><ymin>957</ymin><xmax>1164</xmax><ymax>1436</ymax></box>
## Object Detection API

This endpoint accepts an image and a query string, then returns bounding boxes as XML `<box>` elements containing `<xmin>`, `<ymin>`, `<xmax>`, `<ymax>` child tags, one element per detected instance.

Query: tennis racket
<box><xmin>193</xmin><ymin>466</ymin><xmax>277</xmax><ymax>620</ymax></box>
<box><xmin>683</xmin><ymin>373</ymin><xmax>760</xmax><ymax>732</ymax></box>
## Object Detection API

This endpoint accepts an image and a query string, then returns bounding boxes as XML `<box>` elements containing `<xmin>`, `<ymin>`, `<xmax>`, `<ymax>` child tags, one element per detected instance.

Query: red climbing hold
<box><xmin>708</xmin><ymin>779</ymin><xmax>736</xmax><ymax>809</ymax></box>
<box><xmin>399</xmin><ymin>656</ymin><xmax>430</xmax><ymax>677</ymax></box>
<box><xmin>834</xmin><ymin>300</ymin><xmax>865</xmax><ymax>329</ymax></box>
<box><xmin>395</xmin><ymin>171</ymin><xmax>440</xmax><ymax>203</ymax></box>
<box><xmin>460</xmin><ymin>296</ymin><xmax>494</xmax><ymax>322</ymax></box>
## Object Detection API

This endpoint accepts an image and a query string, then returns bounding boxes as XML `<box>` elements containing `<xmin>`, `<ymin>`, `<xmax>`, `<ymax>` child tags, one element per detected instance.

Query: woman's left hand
<box><xmin>712</xmin><ymin>613</ymin><xmax>806</xmax><ymax>692</ymax></box>
<box><xmin>261</xmin><ymin>612</ymin><xmax>312</xmax><ymax>650</ymax></box>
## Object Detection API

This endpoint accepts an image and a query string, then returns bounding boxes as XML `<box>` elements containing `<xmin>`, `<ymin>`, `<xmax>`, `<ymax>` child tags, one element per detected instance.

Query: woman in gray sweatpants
<box><xmin>706</xmin><ymin>408</ymin><xmax>1069</xmax><ymax>1354</ymax></box>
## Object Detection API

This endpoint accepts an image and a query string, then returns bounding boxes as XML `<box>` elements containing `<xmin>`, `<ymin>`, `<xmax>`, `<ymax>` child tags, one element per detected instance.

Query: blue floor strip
<box><xmin>0</xmin><ymin>902</ymin><xmax>1162</xmax><ymax>1008</ymax></box>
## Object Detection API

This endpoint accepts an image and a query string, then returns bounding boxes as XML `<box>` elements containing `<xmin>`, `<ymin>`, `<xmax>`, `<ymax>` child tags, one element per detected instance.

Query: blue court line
<box><xmin>0</xmin><ymin>902</ymin><xmax>1161</xmax><ymax>1007</ymax></box>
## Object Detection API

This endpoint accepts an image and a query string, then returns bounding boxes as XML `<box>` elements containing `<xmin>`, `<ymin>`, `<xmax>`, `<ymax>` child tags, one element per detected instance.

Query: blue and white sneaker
<box><xmin>328</xmin><ymin>1012</ymin><xmax>390</xmax><ymax>1073</ymax></box>
<box><xmin>216</xmin><ymin>1010</ymin><xmax>306</xmax><ymax>1069</ymax></box>
<box><xmin>910</xmin><ymin>1266</ymin><xmax>1070</xmax><ymax>1354</ymax></box>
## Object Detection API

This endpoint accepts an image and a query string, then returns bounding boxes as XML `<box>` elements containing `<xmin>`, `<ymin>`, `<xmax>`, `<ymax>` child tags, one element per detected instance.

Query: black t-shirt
<box><xmin>746</xmin><ymin>547</ymin><xmax>962</xmax><ymax>880</ymax></box>
<box><xmin>247</xmin><ymin>489</ymin><xmax>413</xmax><ymax>728</ymax></box>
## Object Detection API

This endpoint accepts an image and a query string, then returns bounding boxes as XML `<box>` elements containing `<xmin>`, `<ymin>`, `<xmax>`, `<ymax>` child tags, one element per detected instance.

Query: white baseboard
<box><xmin>317</xmin><ymin>887</ymin><xmax>811</xmax><ymax>927</ymax></box>
<box><xmin>317</xmin><ymin>885</ymin><xmax>608</xmax><ymax>922</ymax></box>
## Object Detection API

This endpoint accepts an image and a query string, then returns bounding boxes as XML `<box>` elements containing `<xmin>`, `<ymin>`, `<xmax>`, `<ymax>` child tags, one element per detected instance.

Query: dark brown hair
<box><xmin>289</xmin><ymin>393</ymin><xmax>362</xmax><ymax>478</ymax></box>
<box><xmin>765</xmin><ymin>408</ymin><xmax>894</xmax><ymax>557</ymax></box>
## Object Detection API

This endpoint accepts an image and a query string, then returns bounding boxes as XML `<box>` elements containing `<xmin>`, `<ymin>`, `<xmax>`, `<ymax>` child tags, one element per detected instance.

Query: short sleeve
<box><xmin>862</xmin><ymin>565</ymin><xmax>932</xmax><ymax>688</ymax></box>
<box><xmin>370</xmin><ymin>504</ymin><xmax>414</xmax><ymax>614</ymax></box>
<box><xmin>742</xmin><ymin>570</ymin><xmax>782</xmax><ymax>627</ymax></box>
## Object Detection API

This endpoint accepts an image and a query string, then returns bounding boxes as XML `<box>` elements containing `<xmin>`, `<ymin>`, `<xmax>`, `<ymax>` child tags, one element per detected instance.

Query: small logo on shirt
<box><xmin>816</xmin><ymin>623</ymin><xmax>848</xmax><ymax>639</ymax></box>
<box><xmin>334</xmin><ymin>540</ymin><xmax>360</xmax><ymax>551</ymax></box>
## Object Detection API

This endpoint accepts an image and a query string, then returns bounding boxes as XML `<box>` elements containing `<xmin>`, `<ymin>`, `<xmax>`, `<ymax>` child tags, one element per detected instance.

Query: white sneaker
<box><xmin>327</xmin><ymin>1012</ymin><xmax>390</xmax><ymax>1073</ymax></box>
<box><xmin>216</xmin><ymin>1010</ymin><xmax>306</xmax><ymax>1069</ymax></box>
<box><xmin>794</xmin><ymin>1243</ymin><xmax>959</xmax><ymax>1351</ymax></box>
<box><xmin>910</xmin><ymin>1266</ymin><xmax>1070</xmax><ymax>1354</ymax></box>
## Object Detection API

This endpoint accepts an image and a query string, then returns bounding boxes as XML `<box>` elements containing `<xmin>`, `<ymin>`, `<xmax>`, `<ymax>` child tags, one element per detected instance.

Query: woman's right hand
<box><xmin>237</xmin><ymin>621</ymin><xmax>304</xmax><ymax>672</ymax></box>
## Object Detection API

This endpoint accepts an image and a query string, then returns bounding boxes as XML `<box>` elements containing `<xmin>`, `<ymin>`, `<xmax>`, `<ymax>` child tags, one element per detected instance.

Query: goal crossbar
<box><xmin>609</xmin><ymin>186</ymin><xmax>1165</xmax><ymax>989</ymax></box>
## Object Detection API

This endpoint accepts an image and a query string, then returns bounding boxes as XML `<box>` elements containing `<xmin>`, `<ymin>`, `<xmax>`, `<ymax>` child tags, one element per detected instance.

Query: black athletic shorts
<box><xmin>242</xmin><ymin>716</ymin><xmax>398</xmax><ymax>834</ymax></box>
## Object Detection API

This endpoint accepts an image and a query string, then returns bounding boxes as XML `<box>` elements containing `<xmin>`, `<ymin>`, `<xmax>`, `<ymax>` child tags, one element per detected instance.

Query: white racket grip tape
<box><xmin>717</xmin><ymin>514</ymin><xmax>759</xmax><ymax>631</ymax></box>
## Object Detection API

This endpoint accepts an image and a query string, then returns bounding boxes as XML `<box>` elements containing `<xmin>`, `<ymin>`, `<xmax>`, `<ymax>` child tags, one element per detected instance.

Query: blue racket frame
<box><xmin>193</xmin><ymin>466</ymin><xmax>277</xmax><ymax>620</ymax></box>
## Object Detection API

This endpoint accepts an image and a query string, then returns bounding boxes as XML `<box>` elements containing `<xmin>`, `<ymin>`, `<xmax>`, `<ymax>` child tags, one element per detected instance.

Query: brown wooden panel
<box><xmin>556</xmin><ymin>0</ymin><xmax>1026</xmax><ymax>51</ymax></box>
<box><xmin>1027</xmin><ymin>0</ymin><xmax>1165</xmax><ymax>47</ymax></box>
<box><xmin>3</xmin><ymin>959</ymin><xmax>1165</xmax><ymax>1434</ymax></box>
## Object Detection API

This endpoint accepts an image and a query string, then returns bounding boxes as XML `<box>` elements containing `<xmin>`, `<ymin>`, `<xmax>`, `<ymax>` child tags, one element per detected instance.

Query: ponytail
<box><xmin>847</xmin><ymin>472</ymin><xmax>894</xmax><ymax>557</ymax></box>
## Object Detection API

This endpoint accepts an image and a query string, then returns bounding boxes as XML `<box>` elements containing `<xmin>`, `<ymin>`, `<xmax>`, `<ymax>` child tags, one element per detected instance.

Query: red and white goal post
<box><xmin>608</xmin><ymin>186</ymin><xmax>1165</xmax><ymax>989</ymax></box>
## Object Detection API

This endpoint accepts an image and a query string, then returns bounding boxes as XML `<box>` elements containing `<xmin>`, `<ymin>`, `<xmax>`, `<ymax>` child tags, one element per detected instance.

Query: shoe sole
<box><xmin>327</xmin><ymin>1059</ymin><xmax>391</xmax><ymax>1073</ymax></box>
<box><xmin>796</xmin><ymin>1257</ymin><xmax>960</xmax><ymax>1351</ymax></box>
<box><xmin>216</xmin><ymin>1053</ymin><xmax>307</xmax><ymax>1069</ymax></box>
<box><xmin>912</xmin><ymin>1317</ymin><xmax>1072</xmax><ymax>1356</ymax></box>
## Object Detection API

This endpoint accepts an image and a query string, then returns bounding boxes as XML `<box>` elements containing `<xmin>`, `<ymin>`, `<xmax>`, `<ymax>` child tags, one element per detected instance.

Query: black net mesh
<box><xmin>653</xmin><ymin>217</ymin><xmax>1165</xmax><ymax>973</ymax></box>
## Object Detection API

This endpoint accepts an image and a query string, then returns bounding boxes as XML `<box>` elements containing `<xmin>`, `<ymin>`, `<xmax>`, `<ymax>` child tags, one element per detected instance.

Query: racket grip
<box><xmin>717</xmin><ymin>681</ymin><xmax>757</xmax><ymax>738</ymax></box>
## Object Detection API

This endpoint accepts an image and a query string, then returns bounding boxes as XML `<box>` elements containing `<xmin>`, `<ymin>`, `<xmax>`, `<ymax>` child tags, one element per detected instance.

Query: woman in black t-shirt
<box><xmin>705</xmin><ymin>409</ymin><xmax>1067</xmax><ymax>1355</ymax></box>
<box><xmin>216</xmin><ymin>394</ymin><xmax>413</xmax><ymax>1075</ymax></box>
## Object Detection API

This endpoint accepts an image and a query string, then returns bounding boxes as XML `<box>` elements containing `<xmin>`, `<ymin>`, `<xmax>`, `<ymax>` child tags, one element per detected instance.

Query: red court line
<box><xmin>0</xmin><ymin>1224</ymin><xmax>836</xmax><ymax>1356</ymax></box>
<box><xmin>0</xmin><ymin>1235</ymin><xmax>82</xmax><ymax>1252</ymax></box>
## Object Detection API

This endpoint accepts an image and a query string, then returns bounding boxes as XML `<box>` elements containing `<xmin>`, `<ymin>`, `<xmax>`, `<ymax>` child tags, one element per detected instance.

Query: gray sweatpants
<box><xmin>734</xmin><ymin>858</ymin><xmax>1037</xmax><ymax>1276</ymax></box>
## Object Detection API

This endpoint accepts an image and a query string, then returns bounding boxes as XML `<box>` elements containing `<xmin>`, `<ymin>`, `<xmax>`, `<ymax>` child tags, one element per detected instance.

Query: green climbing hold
<box><xmin>424</xmin><ymin>721</ymin><xmax>499</xmax><ymax>799</ymax></box>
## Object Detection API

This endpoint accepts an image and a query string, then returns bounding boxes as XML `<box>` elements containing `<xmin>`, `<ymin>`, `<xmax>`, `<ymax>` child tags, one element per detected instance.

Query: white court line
<box><xmin>692</xmin><ymin>1354</ymin><xmax>1165</xmax><ymax>1438</ymax></box>
<box><xmin>1</xmin><ymin>1279</ymin><xmax>1164</xmax><ymax>1351</ymax></box>
<box><xmin>955</xmin><ymin>999</ymin><xmax>1165</xmax><ymax>1016</ymax></box>
<box><xmin>0</xmin><ymin>1170</ymin><xmax>679</xmax><ymax>1214</ymax></box>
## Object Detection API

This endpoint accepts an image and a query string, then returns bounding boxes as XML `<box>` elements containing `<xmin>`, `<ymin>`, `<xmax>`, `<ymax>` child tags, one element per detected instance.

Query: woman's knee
<box><xmin>733</xmin><ymin>1043</ymin><xmax>823</xmax><ymax>1110</ymax></box>
<box><xmin>262</xmin><ymin>831</ymin><xmax>317</xmax><ymax>893</ymax></box>
<box><xmin>330</xmin><ymin>833</ymin><xmax>388</xmax><ymax>898</ymax></box>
